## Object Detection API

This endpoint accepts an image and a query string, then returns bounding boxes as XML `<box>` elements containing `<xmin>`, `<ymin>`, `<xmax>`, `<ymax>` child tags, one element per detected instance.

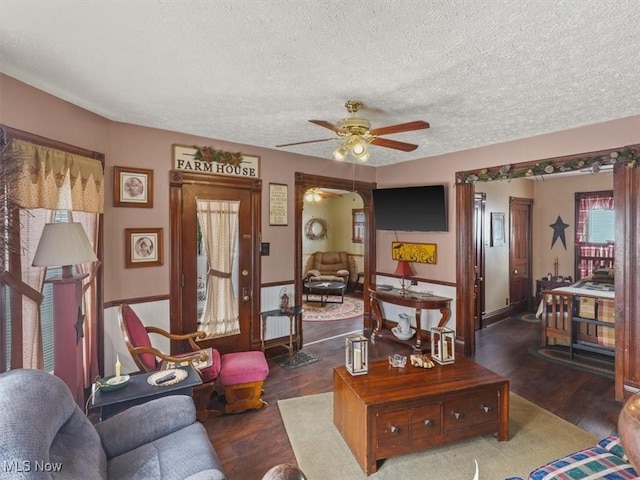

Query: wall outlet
<box><xmin>410</xmin><ymin>280</ymin><xmax>418</xmax><ymax>286</ymax></box>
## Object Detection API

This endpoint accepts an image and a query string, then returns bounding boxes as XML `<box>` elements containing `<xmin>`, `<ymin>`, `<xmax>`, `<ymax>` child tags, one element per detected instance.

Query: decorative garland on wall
<box><xmin>457</xmin><ymin>145</ymin><xmax>639</xmax><ymax>184</ymax></box>
<box><xmin>193</xmin><ymin>145</ymin><xmax>243</xmax><ymax>166</ymax></box>
<box><xmin>304</xmin><ymin>217</ymin><xmax>328</xmax><ymax>240</ymax></box>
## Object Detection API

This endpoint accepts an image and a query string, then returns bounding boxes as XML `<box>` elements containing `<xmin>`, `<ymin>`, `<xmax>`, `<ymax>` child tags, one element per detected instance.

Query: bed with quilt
<box><xmin>537</xmin><ymin>268</ymin><xmax>615</xmax><ymax>358</ymax></box>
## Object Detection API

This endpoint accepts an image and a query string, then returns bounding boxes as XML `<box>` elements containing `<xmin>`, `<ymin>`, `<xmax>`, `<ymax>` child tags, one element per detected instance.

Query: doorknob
<box><xmin>242</xmin><ymin>287</ymin><xmax>251</xmax><ymax>302</ymax></box>
<box><xmin>242</xmin><ymin>269</ymin><xmax>249</xmax><ymax>277</ymax></box>
<box><xmin>513</xmin><ymin>269</ymin><xmax>518</xmax><ymax>275</ymax></box>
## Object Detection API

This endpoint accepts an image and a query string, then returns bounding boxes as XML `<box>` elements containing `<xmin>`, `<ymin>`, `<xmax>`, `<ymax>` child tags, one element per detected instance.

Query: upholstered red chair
<box><xmin>117</xmin><ymin>303</ymin><xmax>221</xmax><ymax>420</ymax></box>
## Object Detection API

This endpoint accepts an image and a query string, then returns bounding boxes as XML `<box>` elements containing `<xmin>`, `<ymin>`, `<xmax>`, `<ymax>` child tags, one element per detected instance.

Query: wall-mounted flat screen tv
<box><xmin>372</xmin><ymin>185</ymin><xmax>448</xmax><ymax>232</ymax></box>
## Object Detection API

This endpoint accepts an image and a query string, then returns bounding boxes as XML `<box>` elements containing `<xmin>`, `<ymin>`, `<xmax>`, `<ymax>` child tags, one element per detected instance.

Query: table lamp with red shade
<box><xmin>394</xmin><ymin>259</ymin><xmax>415</xmax><ymax>295</ymax></box>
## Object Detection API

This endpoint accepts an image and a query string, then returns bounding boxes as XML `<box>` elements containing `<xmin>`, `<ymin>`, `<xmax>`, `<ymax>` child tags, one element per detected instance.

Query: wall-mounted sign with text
<box><xmin>173</xmin><ymin>144</ymin><xmax>260</xmax><ymax>178</ymax></box>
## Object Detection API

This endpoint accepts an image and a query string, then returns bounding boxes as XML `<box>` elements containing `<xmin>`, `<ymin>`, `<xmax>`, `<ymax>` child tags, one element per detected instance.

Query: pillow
<box><xmin>592</xmin><ymin>267</ymin><xmax>615</xmax><ymax>280</ymax></box>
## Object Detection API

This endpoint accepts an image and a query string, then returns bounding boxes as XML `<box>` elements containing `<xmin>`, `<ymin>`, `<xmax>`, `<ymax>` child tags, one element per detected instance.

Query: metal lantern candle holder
<box><xmin>345</xmin><ymin>334</ymin><xmax>368</xmax><ymax>376</ymax></box>
<box><xmin>431</xmin><ymin>327</ymin><xmax>455</xmax><ymax>365</ymax></box>
<box><xmin>279</xmin><ymin>287</ymin><xmax>290</xmax><ymax>312</ymax></box>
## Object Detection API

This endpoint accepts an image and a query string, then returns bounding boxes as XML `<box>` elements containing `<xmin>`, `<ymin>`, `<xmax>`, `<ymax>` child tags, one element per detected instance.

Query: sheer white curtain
<box><xmin>196</xmin><ymin>199</ymin><xmax>240</xmax><ymax>338</ymax></box>
<box><xmin>19</xmin><ymin>209</ymin><xmax>55</xmax><ymax>369</ymax></box>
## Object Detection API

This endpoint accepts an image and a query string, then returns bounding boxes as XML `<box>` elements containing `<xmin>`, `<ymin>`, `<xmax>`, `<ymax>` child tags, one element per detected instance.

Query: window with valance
<box><xmin>1</xmin><ymin>131</ymin><xmax>104</xmax><ymax>388</ymax></box>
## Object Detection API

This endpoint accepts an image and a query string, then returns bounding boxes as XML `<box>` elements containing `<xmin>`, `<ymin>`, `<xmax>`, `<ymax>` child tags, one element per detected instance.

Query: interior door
<box><xmin>509</xmin><ymin>197</ymin><xmax>533</xmax><ymax>314</ymax></box>
<box><xmin>474</xmin><ymin>193</ymin><xmax>486</xmax><ymax>330</ymax></box>
<box><xmin>180</xmin><ymin>183</ymin><xmax>254</xmax><ymax>353</ymax></box>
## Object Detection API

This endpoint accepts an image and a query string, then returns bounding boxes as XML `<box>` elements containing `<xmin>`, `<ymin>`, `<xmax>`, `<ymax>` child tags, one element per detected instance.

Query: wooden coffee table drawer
<box><xmin>376</xmin><ymin>409</ymin><xmax>410</xmax><ymax>455</ymax></box>
<box><xmin>472</xmin><ymin>391</ymin><xmax>499</xmax><ymax>425</ymax></box>
<box><xmin>410</xmin><ymin>403</ymin><xmax>443</xmax><ymax>448</ymax></box>
<box><xmin>444</xmin><ymin>397</ymin><xmax>473</xmax><ymax>432</ymax></box>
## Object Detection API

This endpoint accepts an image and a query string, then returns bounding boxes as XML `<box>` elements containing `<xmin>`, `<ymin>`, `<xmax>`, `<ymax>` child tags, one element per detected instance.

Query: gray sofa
<box><xmin>0</xmin><ymin>369</ymin><xmax>225</xmax><ymax>479</ymax></box>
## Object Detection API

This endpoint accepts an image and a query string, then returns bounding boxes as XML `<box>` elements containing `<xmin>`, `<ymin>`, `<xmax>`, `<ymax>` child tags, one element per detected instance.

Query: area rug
<box><xmin>273</xmin><ymin>351</ymin><xmax>321</xmax><ymax>371</ymax></box>
<box><xmin>302</xmin><ymin>296</ymin><xmax>364</xmax><ymax>322</ymax></box>
<box><xmin>517</xmin><ymin>312</ymin><xmax>540</xmax><ymax>323</ymax></box>
<box><xmin>278</xmin><ymin>391</ymin><xmax>597</xmax><ymax>480</ymax></box>
<box><xmin>528</xmin><ymin>345</ymin><xmax>615</xmax><ymax>379</ymax></box>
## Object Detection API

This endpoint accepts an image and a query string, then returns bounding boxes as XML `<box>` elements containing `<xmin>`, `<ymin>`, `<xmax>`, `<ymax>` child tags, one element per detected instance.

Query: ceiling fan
<box><xmin>275</xmin><ymin>100</ymin><xmax>430</xmax><ymax>162</ymax></box>
<box><xmin>304</xmin><ymin>188</ymin><xmax>343</xmax><ymax>202</ymax></box>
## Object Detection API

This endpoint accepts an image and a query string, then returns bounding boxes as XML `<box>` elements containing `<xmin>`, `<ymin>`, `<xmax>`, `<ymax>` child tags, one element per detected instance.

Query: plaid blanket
<box><xmin>529</xmin><ymin>447</ymin><xmax>638</xmax><ymax>479</ymax></box>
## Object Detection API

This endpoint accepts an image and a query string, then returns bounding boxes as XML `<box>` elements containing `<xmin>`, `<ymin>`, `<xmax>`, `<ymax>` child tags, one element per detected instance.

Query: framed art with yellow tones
<box><xmin>391</xmin><ymin>242</ymin><xmax>437</xmax><ymax>265</ymax></box>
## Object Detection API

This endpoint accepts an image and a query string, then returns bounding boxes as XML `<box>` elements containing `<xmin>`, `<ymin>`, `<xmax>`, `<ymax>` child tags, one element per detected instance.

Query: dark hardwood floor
<box><xmin>204</xmin><ymin>305</ymin><xmax>620</xmax><ymax>480</ymax></box>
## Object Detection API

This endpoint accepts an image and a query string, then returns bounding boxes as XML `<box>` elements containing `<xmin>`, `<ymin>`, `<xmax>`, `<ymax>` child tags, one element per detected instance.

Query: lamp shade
<box><xmin>393</xmin><ymin>260</ymin><xmax>415</xmax><ymax>277</ymax></box>
<box><xmin>32</xmin><ymin>223</ymin><xmax>98</xmax><ymax>270</ymax></box>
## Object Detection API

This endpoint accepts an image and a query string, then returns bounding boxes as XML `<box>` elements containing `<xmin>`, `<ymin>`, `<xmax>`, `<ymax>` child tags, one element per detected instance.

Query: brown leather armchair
<box><xmin>304</xmin><ymin>251</ymin><xmax>353</xmax><ymax>285</ymax></box>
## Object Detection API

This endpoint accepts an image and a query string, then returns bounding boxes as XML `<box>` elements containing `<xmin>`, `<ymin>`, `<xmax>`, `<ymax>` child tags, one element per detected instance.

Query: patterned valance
<box><xmin>11</xmin><ymin>139</ymin><xmax>104</xmax><ymax>213</ymax></box>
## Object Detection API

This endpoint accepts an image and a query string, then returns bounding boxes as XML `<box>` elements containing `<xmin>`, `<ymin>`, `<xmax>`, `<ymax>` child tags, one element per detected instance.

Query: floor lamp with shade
<box><xmin>32</xmin><ymin>222</ymin><xmax>98</xmax><ymax>405</ymax></box>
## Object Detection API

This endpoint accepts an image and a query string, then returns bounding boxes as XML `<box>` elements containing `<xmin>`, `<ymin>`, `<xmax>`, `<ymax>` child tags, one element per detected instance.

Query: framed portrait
<box><xmin>125</xmin><ymin>228</ymin><xmax>163</xmax><ymax>268</ymax></box>
<box><xmin>491</xmin><ymin>212</ymin><xmax>506</xmax><ymax>246</ymax></box>
<box><xmin>269</xmin><ymin>183</ymin><xmax>288</xmax><ymax>226</ymax></box>
<box><xmin>114</xmin><ymin>166</ymin><xmax>154</xmax><ymax>208</ymax></box>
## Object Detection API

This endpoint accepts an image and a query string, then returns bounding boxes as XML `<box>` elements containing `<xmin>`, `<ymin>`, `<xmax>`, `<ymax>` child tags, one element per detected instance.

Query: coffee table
<box><xmin>333</xmin><ymin>355</ymin><xmax>509</xmax><ymax>475</ymax></box>
<box><xmin>304</xmin><ymin>281</ymin><xmax>346</xmax><ymax>306</ymax></box>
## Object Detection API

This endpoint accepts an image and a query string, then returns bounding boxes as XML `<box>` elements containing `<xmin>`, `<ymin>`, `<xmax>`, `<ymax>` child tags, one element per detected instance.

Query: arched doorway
<box><xmin>294</xmin><ymin>173</ymin><xmax>376</xmax><ymax>332</ymax></box>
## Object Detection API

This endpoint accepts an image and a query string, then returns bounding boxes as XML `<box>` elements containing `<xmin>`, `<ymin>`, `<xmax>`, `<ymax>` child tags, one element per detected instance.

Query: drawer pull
<box><xmin>423</xmin><ymin>419</ymin><xmax>433</xmax><ymax>427</ymax></box>
<box><xmin>453</xmin><ymin>411</ymin><xmax>462</xmax><ymax>420</ymax></box>
<box><xmin>390</xmin><ymin>425</ymin><xmax>400</xmax><ymax>434</ymax></box>
<box><xmin>482</xmin><ymin>405</ymin><xmax>492</xmax><ymax>413</ymax></box>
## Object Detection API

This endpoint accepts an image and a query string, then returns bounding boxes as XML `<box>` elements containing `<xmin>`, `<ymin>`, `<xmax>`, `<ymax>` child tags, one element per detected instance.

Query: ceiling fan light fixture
<box><xmin>304</xmin><ymin>190</ymin><xmax>322</xmax><ymax>202</ymax></box>
<box><xmin>333</xmin><ymin>143</ymin><xmax>349</xmax><ymax>161</ymax></box>
<box><xmin>351</xmin><ymin>136</ymin><xmax>367</xmax><ymax>156</ymax></box>
<box><xmin>355</xmin><ymin>149</ymin><xmax>370</xmax><ymax>162</ymax></box>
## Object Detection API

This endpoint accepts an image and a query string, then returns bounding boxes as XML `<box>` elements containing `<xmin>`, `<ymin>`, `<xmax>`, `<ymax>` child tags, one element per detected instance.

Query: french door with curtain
<box><xmin>171</xmin><ymin>174</ymin><xmax>259</xmax><ymax>354</ymax></box>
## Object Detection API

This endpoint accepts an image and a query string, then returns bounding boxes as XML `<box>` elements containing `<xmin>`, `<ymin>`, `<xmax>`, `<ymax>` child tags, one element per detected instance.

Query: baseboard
<box><xmin>482</xmin><ymin>305</ymin><xmax>513</xmax><ymax>327</ymax></box>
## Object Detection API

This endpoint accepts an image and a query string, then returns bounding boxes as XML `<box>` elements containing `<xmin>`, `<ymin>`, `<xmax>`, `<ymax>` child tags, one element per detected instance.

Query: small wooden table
<box><xmin>369</xmin><ymin>287</ymin><xmax>452</xmax><ymax>351</ymax></box>
<box><xmin>334</xmin><ymin>356</ymin><xmax>509</xmax><ymax>475</ymax></box>
<box><xmin>91</xmin><ymin>366</ymin><xmax>202</xmax><ymax>420</ymax></box>
<box><xmin>260</xmin><ymin>306</ymin><xmax>304</xmax><ymax>359</ymax></box>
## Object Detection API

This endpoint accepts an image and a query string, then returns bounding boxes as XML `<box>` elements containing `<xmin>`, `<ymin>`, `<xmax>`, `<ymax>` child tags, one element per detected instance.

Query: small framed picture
<box><xmin>491</xmin><ymin>212</ymin><xmax>506</xmax><ymax>246</ymax></box>
<box><xmin>269</xmin><ymin>183</ymin><xmax>288</xmax><ymax>226</ymax></box>
<box><xmin>114</xmin><ymin>166</ymin><xmax>153</xmax><ymax>208</ymax></box>
<box><xmin>125</xmin><ymin>228</ymin><xmax>163</xmax><ymax>268</ymax></box>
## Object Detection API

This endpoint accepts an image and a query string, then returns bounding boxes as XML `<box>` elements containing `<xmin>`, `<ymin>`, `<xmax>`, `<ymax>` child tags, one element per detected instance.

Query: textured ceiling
<box><xmin>1</xmin><ymin>0</ymin><xmax>639</xmax><ymax>166</ymax></box>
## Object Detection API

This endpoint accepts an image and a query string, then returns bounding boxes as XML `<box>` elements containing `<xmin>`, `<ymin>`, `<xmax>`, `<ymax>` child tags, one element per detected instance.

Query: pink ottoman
<box><xmin>219</xmin><ymin>351</ymin><xmax>269</xmax><ymax>413</ymax></box>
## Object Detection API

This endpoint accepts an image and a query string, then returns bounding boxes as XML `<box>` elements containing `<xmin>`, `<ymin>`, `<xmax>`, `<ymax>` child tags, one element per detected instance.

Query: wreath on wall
<box><xmin>304</xmin><ymin>217</ymin><xmax>328</xmax><ymax>240</ymax></box>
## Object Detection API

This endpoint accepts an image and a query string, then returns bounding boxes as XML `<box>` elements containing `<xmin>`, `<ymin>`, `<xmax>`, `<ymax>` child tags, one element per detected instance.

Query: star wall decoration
<box><xmin>550</xmin><ymin>216</ymin><xmax>569</xmax><ymax>250</ymax></box>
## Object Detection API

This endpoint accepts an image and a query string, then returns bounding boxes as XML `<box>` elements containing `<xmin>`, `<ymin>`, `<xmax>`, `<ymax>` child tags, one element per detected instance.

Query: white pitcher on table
<box><xmin>397</xmin><ymin>313</ymin><xmax>411</xmax><ymax>334</ymax></box>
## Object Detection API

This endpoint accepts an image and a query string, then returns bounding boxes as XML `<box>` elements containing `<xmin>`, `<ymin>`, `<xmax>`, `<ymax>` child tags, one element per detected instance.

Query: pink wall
<box><xmin>0</xmin><ymin>74</ymin><xmax>377</xmax><ymax>301</ymax></box>
<box><xmin>375</xmin><ymin>116</ymin><xmax>640</xmax><ymax>283</ymax></box>
<box><xmin>2</xmin><ymin>74</ymin><xmax>639</xmax><ymax>301</ymax></box>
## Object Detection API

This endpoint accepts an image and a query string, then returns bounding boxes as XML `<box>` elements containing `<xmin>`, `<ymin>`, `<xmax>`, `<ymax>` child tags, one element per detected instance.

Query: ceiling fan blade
<box><xmin>309</xmin><ymin>119</ymin><xmax>340</xmax><ymax>132</ymax></box>
<box><xmin>275</xmin><ymin>138</ymin><xmax>337</xmax><ymax>148</ymax></box>
<box><xmin>369</xmin><ymin>137</ymin><xmax>419</xmax><ymax>152</ymax></box>
<box><xmin>369</xmin><ymin>120</ymin><xmax>430</xmax><ymax>136</ymax></box>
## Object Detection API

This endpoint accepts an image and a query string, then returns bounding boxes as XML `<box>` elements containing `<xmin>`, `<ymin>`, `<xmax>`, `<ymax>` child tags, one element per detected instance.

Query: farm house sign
<box><xmin>173</xmin><ymin>144</ymin><xmax>260</xmax><ymax>178</ymax></box>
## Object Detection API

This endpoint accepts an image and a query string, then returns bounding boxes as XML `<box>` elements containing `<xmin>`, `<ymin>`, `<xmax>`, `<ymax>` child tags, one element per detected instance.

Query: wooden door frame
<box><xmin>456</xmin><ymin>144</ymin><xmax>639</xmax><ymax>402</ymax></box>
<box><xmin>169</xmin><ymin>170</ymin><xmax>262</xmax><ymax>354</ymax></box>
<box><xmin>473</xmin><ymin>192</ymin><xmax>486</xmax><ymax>330</ymax></box>
<box><xmin>294</xmin><ymin>173</ymin><xmax>376</xmax><ymax>331</ymax></box>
